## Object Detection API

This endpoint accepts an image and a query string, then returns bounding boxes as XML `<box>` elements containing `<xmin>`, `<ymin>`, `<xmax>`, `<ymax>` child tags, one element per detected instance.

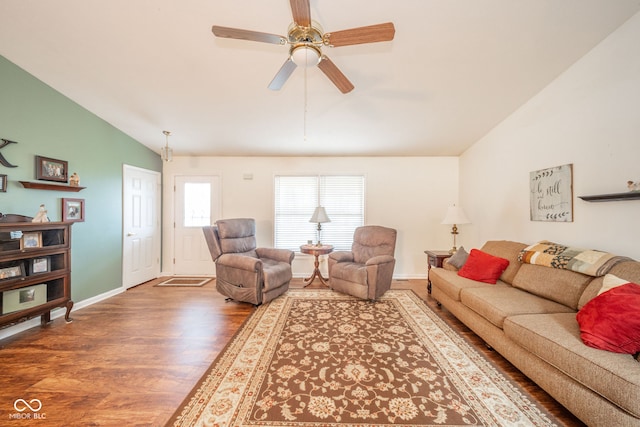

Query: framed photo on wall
<box><xmin>36</xmin><ymin>155</ymin><xmax>68</xmax><ymax>183</ymax></box>
<box><xmin>62</xmin><ymin>198</ymin><xmax>85</xmax><ymax>222</ymax></box>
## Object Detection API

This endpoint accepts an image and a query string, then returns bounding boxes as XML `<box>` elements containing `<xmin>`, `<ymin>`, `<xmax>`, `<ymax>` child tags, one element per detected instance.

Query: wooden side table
<box><xmin>300</xmin><ymin>244</ymin><xmax>334</xmax><ymax>287</ymax></box>
<box><xmin>424</xmin><ymin>250</ymin><xmax>451</xmax><ymax>294</ymax></box>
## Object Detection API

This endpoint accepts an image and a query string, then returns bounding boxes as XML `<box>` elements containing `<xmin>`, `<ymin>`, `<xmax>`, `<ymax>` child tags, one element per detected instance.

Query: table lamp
<box><xmin>441</xmin><ymin>204</ymin><xmax>470</xmax><ymax>254</ymax></box>
<box><xmin>309</xmin><ymin>206</ymin><xmax>331</xmax><ymax>246</ymax></box>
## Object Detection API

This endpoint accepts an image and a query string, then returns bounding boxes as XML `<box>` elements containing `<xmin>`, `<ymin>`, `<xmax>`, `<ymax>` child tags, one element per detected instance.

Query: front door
<box><xmin>122</xmin><ymin>165</ymin><xmax>161</xmax><ymax>289</ymax></box>
<box><xmin>173</xmin><ymin>175</ymin><xmax>221</xmax><ymax>275</ymax></box>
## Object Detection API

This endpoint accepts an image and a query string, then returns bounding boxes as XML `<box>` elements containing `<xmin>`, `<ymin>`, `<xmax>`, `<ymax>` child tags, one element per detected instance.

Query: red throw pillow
<box><xmin>457</xmin><ymin>249</ymin><xmax>510</xmax><ymax>284</ymax></box>
<box><xmin>576</xmin><ymin>282</ymin><xmax>640</xmax><ymax>354</ymax></box>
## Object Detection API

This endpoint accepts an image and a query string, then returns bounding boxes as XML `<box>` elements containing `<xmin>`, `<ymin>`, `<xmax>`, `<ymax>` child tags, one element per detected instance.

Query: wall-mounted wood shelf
<box><xmin>578</xmin><ymin>192</ymin><xmax>640</xmax><ymax>202</ymax></box>
<box><xmin>19</xmin><ymin>181</ymin><xmax>85</xmax><ymax>192</ymax></box>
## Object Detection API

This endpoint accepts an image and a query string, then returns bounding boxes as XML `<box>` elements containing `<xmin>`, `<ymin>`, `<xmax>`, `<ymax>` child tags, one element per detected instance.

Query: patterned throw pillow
<box><xmin>447</xmin><ymin>246</ymin><xmax>469</xmax><ymax>269</ymax></box>
<box><xmin>457</xmin><ymin>249</ymin><xmax>510</xmax><ymax>284</ymax></box>
<box><xmin>598</xmin><ymin>273</ymin><xmax>629</xmax><ymax>295</ymax></box>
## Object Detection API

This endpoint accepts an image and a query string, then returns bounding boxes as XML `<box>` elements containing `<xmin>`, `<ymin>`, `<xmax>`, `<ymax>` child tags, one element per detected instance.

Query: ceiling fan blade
<box><xmin>325</xmin><ymin>22</ymin><xmax>395</xmax><ymax>47</ymax></box>
<box><xmin>290</xmin><ymin>0</ymin><xmax>311</xmax><ymax>27</ymax></box>
<box><xmin>317</xmin><ymin>56</ymin><xmax>354</xmax><ymax>94</ymax></box>
<box><xmin>212</xmin><ymin>25</ymin><xmax>286</xmax><ymax>45</ymax></box>
<box><xmin>268</xmin><ymin>58</ymin><xmax>298</xmax><ymax>91</ymax></box>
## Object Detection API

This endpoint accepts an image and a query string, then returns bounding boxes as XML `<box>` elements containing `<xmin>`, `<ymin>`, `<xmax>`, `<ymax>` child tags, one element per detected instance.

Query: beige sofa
<box><xmin>430</xmin><ymin>240</ymin><xmax>640</xmax><ymax>427</ymax></box>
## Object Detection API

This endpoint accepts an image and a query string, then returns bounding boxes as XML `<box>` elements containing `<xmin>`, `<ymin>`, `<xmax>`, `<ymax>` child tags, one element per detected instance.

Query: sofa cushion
<box><xmin>512</xmin><ymin>263</ymin><xmax>591</xmax><ymax>310</ymax></box>
<box><xmin>429</xmin><ymin>268</ymin><xmax>493</xmax><ymax>302</ymax></box>
<box><xmin>460</xmin><ymin>286</ymin><xmax>574</xmax><ymax>329</ymax></box>
<box><xmin>479</xmin><ymin>240</ymin><xmax>528</xmax><ymax>284</ymax></box>
<box><xmin>576</xmin><ymin>282</ymin><xmax>640</xmax><ymax>354</ymax></box>
<box><xmin>446</xmin><ymin>246</ymin><xmax>468</xmax><ymax>269</ymax></box>
<box><xmin>598</xmin><ymin>273</ymin><xmax>631</xmax><ymax>295</ymax></box>
<box><xmin>579</xmin><ymin>260</ymin><xmax>640</xmax><ymax>309</ymax></box>
<box><xmin>504</xmin><ymin>313</ymin><xmax>640</xmax><ymax>418</ymax></box>
<box><xmin>458</xmin><ymin>249</ymin><xmax>510</xmax><ymax>284</ymax></box>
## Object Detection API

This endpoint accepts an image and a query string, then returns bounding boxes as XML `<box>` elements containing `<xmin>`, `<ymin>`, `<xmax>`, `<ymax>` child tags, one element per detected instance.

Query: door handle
<box><xmin>127</xmin><ymin>232</ymin><xmax>137</xmax><ymax>237</ymax></box>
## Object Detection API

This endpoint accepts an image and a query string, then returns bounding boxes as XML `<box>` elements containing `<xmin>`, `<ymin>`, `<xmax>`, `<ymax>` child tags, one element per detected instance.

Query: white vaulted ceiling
<box><xmin>1</xmin><ymin>1</ymin><xmax>639</xmax><ymax>157</ymax></box>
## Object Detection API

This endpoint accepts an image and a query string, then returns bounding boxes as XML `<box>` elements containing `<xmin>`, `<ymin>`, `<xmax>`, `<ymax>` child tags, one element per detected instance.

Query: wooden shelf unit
<box><xmin>0</xmin><ymin>221</ymin><xmax>74</xmax><ymax>329</ymax></box>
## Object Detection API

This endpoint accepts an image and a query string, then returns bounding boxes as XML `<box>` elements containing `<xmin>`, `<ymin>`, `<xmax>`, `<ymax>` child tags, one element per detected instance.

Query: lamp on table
<box><xmin>441</xmin><ymin>205</ymin><xmax>470</xmax><ymax>254</ymax></box>
<box><xmin>309</xmin><ymin>206</ymin><xmax>331</xmax><ymax>246</ymax></box>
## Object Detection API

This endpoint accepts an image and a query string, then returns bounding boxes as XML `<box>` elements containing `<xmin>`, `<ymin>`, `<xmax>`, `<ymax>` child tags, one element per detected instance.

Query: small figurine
<box><xmin>69</xmin><ymin>172</ymin><xmax>80</xmax><ymax>187</ymax></box>
<box><xmin>628</xmin><ymin>181</ymin><xmax>639</xmax><ymax>192</ymax></box>
<box><xmin>32</xmin><ymin>204</ymin><xmax>50</xmax><ymax>223</ymax></box>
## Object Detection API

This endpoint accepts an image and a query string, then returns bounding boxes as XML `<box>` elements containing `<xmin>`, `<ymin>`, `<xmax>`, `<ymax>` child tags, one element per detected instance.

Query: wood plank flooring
<box><xmin>0</xmin><ymin>278</ymin><xmax>585</xmax><ymax>426</ymax></box>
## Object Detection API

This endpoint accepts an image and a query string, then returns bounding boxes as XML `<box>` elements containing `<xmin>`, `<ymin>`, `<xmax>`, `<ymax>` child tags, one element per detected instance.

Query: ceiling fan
<box><xmin>211</xmin><ymin>0</ymin><xmax>395</xmax><ymax>94</ymax></box>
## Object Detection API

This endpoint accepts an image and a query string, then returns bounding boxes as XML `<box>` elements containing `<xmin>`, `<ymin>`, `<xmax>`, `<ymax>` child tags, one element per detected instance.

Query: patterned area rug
<box><xmin>167</xmin><ymin>290</ymin><xmax>557</xmax><ymax>426</ymax></box>
<box><xmin>155</xmin><ymin>277</ymin><xmax>213</xmax><ymax>287</ymax></box>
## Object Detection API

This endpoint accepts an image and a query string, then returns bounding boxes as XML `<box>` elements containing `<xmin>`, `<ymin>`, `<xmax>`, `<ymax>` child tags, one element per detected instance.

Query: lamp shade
<box><xmin>441</xmin><ymin>205</ymin><xmax>470</xmax><ymax>225</ymax></box>
<box><xmin>309</xmin><ymin>206</ymin><xmax>331</xmax><ymax>224</ymax></box>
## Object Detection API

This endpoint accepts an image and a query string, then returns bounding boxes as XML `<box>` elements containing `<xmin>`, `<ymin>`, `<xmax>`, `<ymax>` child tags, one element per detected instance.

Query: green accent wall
<box><xmin>0</xmin><ymin>55</ymin><xmax>162</xmax><ymax>302</ymax></box>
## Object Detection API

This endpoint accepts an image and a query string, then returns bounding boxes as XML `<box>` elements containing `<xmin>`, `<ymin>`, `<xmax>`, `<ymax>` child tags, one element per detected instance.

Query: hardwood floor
<box><xmin>0</xmin><ymin>278</ymin><xmax>585</xmax><ymax>426</ymax></box>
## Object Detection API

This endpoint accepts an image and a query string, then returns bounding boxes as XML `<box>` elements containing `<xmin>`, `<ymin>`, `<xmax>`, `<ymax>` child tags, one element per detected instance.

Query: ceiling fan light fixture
<box><xmin>290</xmin><ymin>45</ymin><xmax>321</xmax><ymax>67</ymax></box>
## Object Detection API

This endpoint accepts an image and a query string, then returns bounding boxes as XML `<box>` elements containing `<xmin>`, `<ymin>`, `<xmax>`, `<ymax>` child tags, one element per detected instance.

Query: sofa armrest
<box><xmin>217</xmin><ymin>253</ymin><xmax>262</xmax><ymax>271</ymax></box>
<box><xmin>329</xmin><ymin>251</ymin><xmax>354</xmax><ymax>263</ymax></box>
<box><xmin>256</xmin><ymin>247</ymin><xmax>295</xmax><ymax>264</ymax></box>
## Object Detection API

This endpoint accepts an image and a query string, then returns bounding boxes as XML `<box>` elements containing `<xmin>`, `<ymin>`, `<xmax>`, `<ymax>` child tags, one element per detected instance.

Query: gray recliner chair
<box><xmin>328</xmin><ymin>225</ymin><xmax>397</xmax><ymax>301</ymax></box>
<box><xmin>202</xmin><ymin>218</ymin><xmax>294</xmax><ymax>305</ymax></box>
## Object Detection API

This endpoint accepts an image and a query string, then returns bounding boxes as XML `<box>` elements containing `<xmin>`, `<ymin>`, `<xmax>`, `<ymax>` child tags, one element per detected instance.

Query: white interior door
<box><xmin>123</xmin><ymin>165</ymin><xmax>161</xmax><ymax>289</ymax></box>
<box><xmin>174</xmin><ymin>175</ymin><xmax>221</xmax><ymax>275</ymax></box>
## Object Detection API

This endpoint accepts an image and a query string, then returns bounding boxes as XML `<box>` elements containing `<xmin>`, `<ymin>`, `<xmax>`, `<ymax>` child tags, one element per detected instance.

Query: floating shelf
<box><xmin>578</xmin><ymin>192</ymin><xmax>640</xmax><ymax>202</ymax></box>
<box><xmin>19</xmin><ymin>181</ymin><xmax>86</xmax><ymax>192</ymax></box>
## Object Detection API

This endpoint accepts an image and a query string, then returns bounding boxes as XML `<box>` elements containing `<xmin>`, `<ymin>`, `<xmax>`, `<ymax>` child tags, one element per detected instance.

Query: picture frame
<box><xmin>29</xmin><ymin>257</ymin><xmax>50</xmax><ymax>275</ymax></box>
<box><xmin>529</xmin><ymin>163</ymin><xmax>574</xmax><ymax>222</ymax></box>
<box><xmin>0</xmin><ymin>174</ymin><xmax>6</xmax><ymax>192</ymax></box>
<box><xmin>35</xmin><ymin>155</ymin><xmax>68</xmax><ymax>183</ymax></box>
<box><xmin>0</xmin><ymin>263</ymin><xmax>25</xmax><ymax>281</ymax></box>
<box><xmin>62</xmin><ymin>198</ymin><xmax>85</xmax><ymax>222</ymax></box>
<box><xmin>21</xmin><ymin>231</ymin><xmax>43</xmax><ymax>249</ymax></box>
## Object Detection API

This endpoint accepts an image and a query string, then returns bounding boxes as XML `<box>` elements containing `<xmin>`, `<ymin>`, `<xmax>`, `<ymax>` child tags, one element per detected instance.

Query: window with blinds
<box><xmin>274</xmin><ymin>175</ymin><xmax>365</xmax><ymax>251</ymax></box>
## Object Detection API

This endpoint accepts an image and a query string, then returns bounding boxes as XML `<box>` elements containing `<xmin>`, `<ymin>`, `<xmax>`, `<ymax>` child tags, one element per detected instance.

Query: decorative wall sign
<box><xmin>0</xmin><ymin>174</ymin><xmax>6</xmax><ymax>192</ymax></box>
<box><xmin>530</xmin><ymin>164</ymin><xmax>573</xmax><ymax>222</ymax></box>
<box><xmin>0</xmin><ymin>138</ymin><xmax>18</xmax><ymax>168</ymax></box>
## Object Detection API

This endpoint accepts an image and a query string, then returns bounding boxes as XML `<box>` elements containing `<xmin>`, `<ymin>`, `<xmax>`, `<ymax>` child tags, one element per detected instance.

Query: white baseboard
<box><xmin>292</xmin><ymin>274</ymin><xmax>427</xmax><ymax>280</ymax></box>
<box><xmin>0</xmin><ymin>286</ymin><xmax>126</xmax><ymax>341</ymax></box>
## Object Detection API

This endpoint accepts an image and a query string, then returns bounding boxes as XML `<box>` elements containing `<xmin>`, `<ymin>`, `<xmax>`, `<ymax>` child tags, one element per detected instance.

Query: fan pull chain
<box><xmin>303</xmin><ymin>64</ymin><xmax>308</xmax><ymax>142</ymax></box>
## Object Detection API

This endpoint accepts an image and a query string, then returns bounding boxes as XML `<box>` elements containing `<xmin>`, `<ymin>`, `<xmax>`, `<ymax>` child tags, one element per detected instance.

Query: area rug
<box><xmin>166</xmin><ymin>289</ymin><xmax>557</xmax><ymax>426</ymax></box>
<box><xmin>155</xmin><ymin>277</ymin><xmax>213</xmax><ymax>287</ymax></box>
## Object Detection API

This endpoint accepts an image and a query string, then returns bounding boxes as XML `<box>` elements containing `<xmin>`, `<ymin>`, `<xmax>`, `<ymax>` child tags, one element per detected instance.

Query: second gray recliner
<box><xmin>328</xmin><ymin>225</ymin><xmax>397</xmax><ymax>301</ymax></box>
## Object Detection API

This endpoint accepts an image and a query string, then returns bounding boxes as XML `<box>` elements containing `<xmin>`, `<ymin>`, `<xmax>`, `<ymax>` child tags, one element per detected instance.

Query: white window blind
<box><xmin>274</xmin><ymin>175</ymin><xmax>364</xmax><ymax>251</ymax></box>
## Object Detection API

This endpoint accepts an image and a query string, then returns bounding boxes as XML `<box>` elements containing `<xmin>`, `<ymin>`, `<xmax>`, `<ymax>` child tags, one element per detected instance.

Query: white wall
<box><xmin>162</xmin><ymin>156</ymin><xmax>460</xmax><ymax>278</ymax></box>
<box><xmin>460</xmin><ymin>12</ymin><xmax>640</xmax><ymax>259</ymax></box>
